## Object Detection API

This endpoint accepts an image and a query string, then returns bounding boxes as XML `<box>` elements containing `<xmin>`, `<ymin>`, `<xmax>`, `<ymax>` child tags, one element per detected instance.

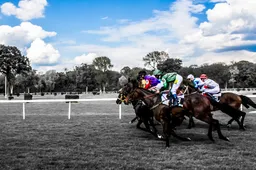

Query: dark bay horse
<box><xmin>182</xmin><ymin>91</ymin><xmax>230</xmax><ymax>141</ymax></box>
<box><xmin>181</xmin><ymin>82</ymin><xmax>247</xmax><ymax>130</ymax></box>
<box><xmin>220</xmin><ymin>92</ymin><xmax>256</xmax><ymax>126</ymax></box>
<box><xmin>121</xmin><ymin>80</ymin><xmax>191</xmax><ymax>147</ymax></box>
<box><xmin>116</xmin><ymin>92</ymin><xmax>159</xmax><ymax>138</ymax></box>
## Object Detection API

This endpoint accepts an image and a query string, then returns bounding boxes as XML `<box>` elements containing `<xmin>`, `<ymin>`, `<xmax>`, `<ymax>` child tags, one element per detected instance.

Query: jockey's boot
<box><xmin>172</xmin><ymin>94</ymin><xmax>179</xmax><ymax>106</ymax></box>
<box><xmin>205</xmin><ymin>93</ymin><xmax>216</xmax><ymax>102</ymax></box>
<box><xmin>169</xmin><ymin>93</ymin><xmax>179</xmax><ymax>107</ymax></box>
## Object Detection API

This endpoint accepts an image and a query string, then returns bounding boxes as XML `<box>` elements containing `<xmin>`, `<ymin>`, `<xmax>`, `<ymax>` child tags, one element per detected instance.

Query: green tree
<box><xmin>0</xmin><ymin>45</ymin><xmax>31</xmax><ymax>97</ymax></box>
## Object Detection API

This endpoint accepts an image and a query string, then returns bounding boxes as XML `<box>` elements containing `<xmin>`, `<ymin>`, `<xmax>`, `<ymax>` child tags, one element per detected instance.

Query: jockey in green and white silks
<box><xmin>153</xmin><ymin>69</ymin><xmax>183</xmax><ymax>106</ymax></box>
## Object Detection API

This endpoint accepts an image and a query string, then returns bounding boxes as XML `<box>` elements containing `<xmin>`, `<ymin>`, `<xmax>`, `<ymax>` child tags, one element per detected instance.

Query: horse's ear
<box><xmin>131</xmin><ymin>79</ymin><xmax>138</xmax><ymax>88</ymax></box>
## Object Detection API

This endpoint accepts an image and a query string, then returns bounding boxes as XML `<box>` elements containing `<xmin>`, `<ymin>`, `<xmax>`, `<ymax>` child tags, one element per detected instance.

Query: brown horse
<box><xmin>220</xmin><ymin>92</ymin><xmax>256</xmax><ymax>127</ymax></box>
<box><xmin>182</xmin><ymin>91</ymin><xmax>230</xmax><ymax>141</ymax></box>
<box><xmin>181</xmin><ymin>83</ymin><xmax>247</xmax><ymax>130</ymax></box>
<box><xmin>116</xmin><ymin>92</ymin><xmax>159</xmax><ymax>138</ymax></box>
<box><xmin>121</xmin><ymin>80</ymin><xmax>191</xmax><ymax>147</ymax></box>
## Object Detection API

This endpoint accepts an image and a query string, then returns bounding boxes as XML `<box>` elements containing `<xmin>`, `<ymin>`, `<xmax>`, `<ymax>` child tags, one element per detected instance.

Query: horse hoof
<box><xmin>240</xmin><ymin>127</ymin><xmax>246</xmax><ymax>131</ymax></box>
<box><xmin>227</xmin><ymin>124</ymin><xmax>231</xmax><ymax>128</ymax></box>
<box><xmin>157</xmin><ymin>134</ymin><xmax>164</xmax><ymax>139</ymax></box>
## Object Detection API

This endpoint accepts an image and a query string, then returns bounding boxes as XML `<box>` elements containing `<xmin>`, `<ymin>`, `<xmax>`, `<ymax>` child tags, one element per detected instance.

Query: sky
<box><xmin>1</xmin><ymin>0</ymin><xmax>256</xmax><ymax>73</ymax></box>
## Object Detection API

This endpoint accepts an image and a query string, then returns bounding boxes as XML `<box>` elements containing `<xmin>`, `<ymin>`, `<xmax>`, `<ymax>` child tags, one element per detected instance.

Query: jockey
<box><xmin>154</xmin><ymin>69</ymin><xmax>183</xmax><ymax>106</ymax></box>
<box><xmin>144</xmin><ymin>75</ymin><xmax>163</xmax><ymax>92</ymax></box>
<box><xmin>200</xmin><ymin>74</ymin><xmax>220</xmax><ymax>98</ymax></box>
<box><xmin>187</xmin><ymin>74</ymin><xmax>204</xmax><ymax>91</ymax></box>
<box><xmin>137</xmin><ymin>70</ymin><xmax>147</xmax><ymax>88</ymax></box>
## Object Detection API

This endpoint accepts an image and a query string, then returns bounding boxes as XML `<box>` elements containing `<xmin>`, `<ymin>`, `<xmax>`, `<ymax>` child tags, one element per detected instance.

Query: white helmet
<box><xmin>187</xmin><ymin>74</ymin><xmax>194</xmax><ymax>80</ymax></box>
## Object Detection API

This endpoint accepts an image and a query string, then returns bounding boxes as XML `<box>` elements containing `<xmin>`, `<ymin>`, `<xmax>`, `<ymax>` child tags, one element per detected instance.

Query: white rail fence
<box><xmin>0</xmin><ymin>94</ymin><xmax>255</xmax><ymax>120</ymax></box>
<box><xmin>0</xmin><ymin>98</ymin><xmax>121</xmax><ymax>120</ymax></box>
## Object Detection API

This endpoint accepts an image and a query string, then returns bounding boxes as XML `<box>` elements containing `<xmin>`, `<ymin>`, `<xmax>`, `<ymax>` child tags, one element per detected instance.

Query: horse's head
<box><xmin>180</xmin><ymin>79</ymin><xmax>198</xmax><ymax>94</ymax></box>
<box><xmin>118</xmin><ymin>79</ymin><xmax>139</xmax><ymax>104</ymax></box>
<box><xmin>116</xmin><ymin>90</ymin><xmax>126</xmax><ymax>104</ymax></box>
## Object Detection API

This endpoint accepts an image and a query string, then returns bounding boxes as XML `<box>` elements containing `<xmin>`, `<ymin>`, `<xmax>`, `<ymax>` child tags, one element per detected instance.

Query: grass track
<box><xmin>1</xmin><ymin>94</ymin><xmax>256</xmax><ymax>169</ymax></box>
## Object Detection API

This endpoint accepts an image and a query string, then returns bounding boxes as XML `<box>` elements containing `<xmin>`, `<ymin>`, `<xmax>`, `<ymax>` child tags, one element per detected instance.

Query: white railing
<box><xmin>0</xmin><ymin>95</ymin><xmax>255</xmax><ymax>120</ymax></box>
<box><xmin>0</xmin><ymin>98</ymin><xmax>121</xmax><ymax>120</ymax></box>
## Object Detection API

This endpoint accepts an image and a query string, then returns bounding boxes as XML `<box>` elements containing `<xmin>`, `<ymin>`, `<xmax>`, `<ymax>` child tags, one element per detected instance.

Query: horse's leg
<box><xmin>143</xmin><ymin>118</ymin><xmax>160</xmax><ymax>138</ymax></box>
<box><xmin>213</xmin><ymin>119</ymin><xmax>229</xmax><ymax>141</ymax></box>
<box><xmin>187</xmin><ymin>115</ymin><xmax>195</xmax><ymax>129</ymax></box>
<box><xmin>129</xmin><ymin>116</ymin><xmax>138</xmax><ymax>124</ymax></box>
<box><xmin>240</xmin><ymin>111</ymin><xmax>246</xmax><ymax>130</ymax></box>
<box><xmin>160</xmin><ymin>118</ymin><xmax>170</xmax><ymax>148</ymax></box>
<box><xmin>170</xmin><ymin>129</ymin><xmax>191</xmax><ymax>141</ymax></box>
<box><xmin>148</xmin><ymin>118</ymin><xmax>162</xmax><ymax>139</ymax></box>
<box><xmin>227</xmin><ymin>118</ymin><xmax>234</xmax><ymax>127</ymax></box>
<box><xmin>207</xmin><ymin>121</ymin><xmax>214</xmax><ymax>142</ymax></box>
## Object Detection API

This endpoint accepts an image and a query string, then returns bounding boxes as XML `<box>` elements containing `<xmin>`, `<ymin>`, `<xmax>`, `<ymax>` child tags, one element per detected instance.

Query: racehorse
<box><xmin>121</xmin><ymin>79</ymin><xmax>191</xmax><ymax>147</ymax></box>
<box><xmin>116</xmin><ymin>92</ymin><xmax>159</xmax><ymax>138</ymax></box>
<box><xmin>181</xmin><ymin>81</ymin><xmax>247</xmax><ymax>130</ymax></box>
<box><xmin>181</xmin><ymin>90</ymin><xmax>230</xmax><ymax>141</ymax></box>
<box><xmin>220</xmin><ymin>92</ymin><xmax>256</xmax><ymax>127</ymax></box>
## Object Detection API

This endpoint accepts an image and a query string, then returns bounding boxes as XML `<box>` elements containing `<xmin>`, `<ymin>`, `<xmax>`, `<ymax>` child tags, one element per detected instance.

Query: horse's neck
<box><xmin>139</xmin><ymin>88</ymin><xmax>161</xmax><ymax>106</ymax></box>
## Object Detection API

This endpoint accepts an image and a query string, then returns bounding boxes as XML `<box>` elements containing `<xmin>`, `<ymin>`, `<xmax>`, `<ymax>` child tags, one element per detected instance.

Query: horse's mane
<box><xmin>137</xmin><ymin>87</ymin><xmax>155</xmax><ymax>94</ymax></box>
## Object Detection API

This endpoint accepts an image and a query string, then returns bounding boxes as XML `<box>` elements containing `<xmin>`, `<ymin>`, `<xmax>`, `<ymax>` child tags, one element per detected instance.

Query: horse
<box><xmin>219</xmin><ymin>92</ymin><xmax>256</xmax><ymax>127</ymax></box>
<box><xmin>121</xmin><ymin>80</ymin><xmax>191</xmax><ymax>147</ymax></box>
<box><xmin>181</xmin><ymin>81</ymin><xmax>247</xmax><ymax>130</ymax></box>
<box><xmin>116</xmin><ymin>92</ymin><xmax>159</xmax><ymax>138</ymax></box>
<box><xmin>181</xmin><ymin>90</ymin><xmax>230</xmax><ymax>141</ymax></box>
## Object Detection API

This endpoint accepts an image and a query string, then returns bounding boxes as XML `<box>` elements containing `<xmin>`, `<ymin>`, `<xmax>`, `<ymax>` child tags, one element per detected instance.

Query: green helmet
<box><xmin>153</xmin><ymin>69</ymin><xmax>163</xmax><ymax>76</ymax></box>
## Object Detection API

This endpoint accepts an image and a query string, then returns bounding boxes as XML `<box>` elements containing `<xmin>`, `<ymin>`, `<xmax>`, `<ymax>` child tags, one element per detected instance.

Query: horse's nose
<box><xmin>123</xmin><ymin>99</ymin><xmax>129</xmax><ymax>105</ymax></box>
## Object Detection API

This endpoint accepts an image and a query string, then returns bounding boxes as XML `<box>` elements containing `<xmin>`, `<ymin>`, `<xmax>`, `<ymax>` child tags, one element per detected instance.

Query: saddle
<box><xmin>203</xmin><ymin>92</ymin><xmax>221</xmax><ymax>102</ymax></box>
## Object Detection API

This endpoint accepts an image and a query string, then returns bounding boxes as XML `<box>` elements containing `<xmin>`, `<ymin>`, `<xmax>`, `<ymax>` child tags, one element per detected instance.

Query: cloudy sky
<box><xmin>1</xmin><ymin>0</ymin><xmax>256</xmax><ymax>72</ymax></box>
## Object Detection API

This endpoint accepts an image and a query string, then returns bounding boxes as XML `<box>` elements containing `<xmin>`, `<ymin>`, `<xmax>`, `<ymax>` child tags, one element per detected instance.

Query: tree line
<box><xmin>0</xmin><ymin>45</ymin><xmax>256</xmax><ymax>96</ymax></box>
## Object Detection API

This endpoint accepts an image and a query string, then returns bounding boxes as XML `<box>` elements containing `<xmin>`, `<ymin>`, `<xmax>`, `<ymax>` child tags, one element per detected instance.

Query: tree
<box><xmin>75</xmin><ymin>64</ymin><xmax>97</xmax><ymax>93</ymax></box>
<box><xmin>120</xmin><ymin>66</ymin><xmax>131</xmax><ymax>77</ymax></box>
<box><xmin>16</xmin><ymin>69</ymin><xmax>39</xmax><ymax>93</ymax></box>
<box><xmin>93</xmin><ymin>56</ymin><xmax>113</xmax><ymax>72</ymax></box>
<box><xmin>143</xmin><ymin>51</ymin><xmax>169</xmax><ymax>69</ymax></box>
<box><xmin>0</xmin><ymin>45</ymin><xmax>31</xmax><ymax>97</ymax></box>
<box><xmin>92</xmin><ymin>56</ymin><xmax>113</xmax><ymax>93</ymax></box>
<box><xmin>231</xmin><ymin>61</ymin><xmax>256</xmax><ymax>88</ymax></box>
<box><xmin>44</xmin><ymin>70</ymin><xmax>58</xmax><ymax>92</ymax></box>
<box><xmin>157</xmin><ymin>58</ymin><xmax>182</xmax><ymax>73</ymax></box>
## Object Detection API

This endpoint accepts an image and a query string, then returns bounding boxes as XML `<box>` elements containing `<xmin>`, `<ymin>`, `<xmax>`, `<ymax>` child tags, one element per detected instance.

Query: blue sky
<box><xmin>1</xmin><ymin>0</ymin><xmax>256</xmax><ymax>72</ymax></box>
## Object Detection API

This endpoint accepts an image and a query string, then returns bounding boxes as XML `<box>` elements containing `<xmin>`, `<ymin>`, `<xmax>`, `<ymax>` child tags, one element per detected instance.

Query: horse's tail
<box><xmin>240</xmin><ymin>95</ymin><xmax>256</xmax><ymax>109</ymax></box>
<box><xmin>208</xmin><ymin>97</ymin><xmax>245</xmax><ymax>119</ymax></box>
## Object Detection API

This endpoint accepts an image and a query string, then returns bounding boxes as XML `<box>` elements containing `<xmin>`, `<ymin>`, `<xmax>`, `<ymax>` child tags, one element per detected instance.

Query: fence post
<box><xmin>68</xmin><ymin>102</ymin><xmax>71</xmax><ymax>119</ymax></box>
<box><xmin>23</xmin><ymin>102</ymin><xmax>25</xmax><ymax>120</ymax></box>
<box><xmin>119</xmin><ymin>104</ymin><xmax>122</xmax><ymax>119</ymax></box>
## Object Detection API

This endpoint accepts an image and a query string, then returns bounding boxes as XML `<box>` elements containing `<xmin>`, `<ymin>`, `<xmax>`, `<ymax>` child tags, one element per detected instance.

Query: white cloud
<box><xmin>192</xmin><ymin>50</ymin><xmax>256</xmax><ymax>66</ymax></box>
<box><xmin>210</xmin><ymin>0</ymin><xmax>226</xmax><ymax>2</ymax></box>
<box><xmin>26</xmin><ymin>38</ymin><xmax>60</xmax><ymax>65</ymax></box>
<box><xmin>76</xmin><ymin>0</ymin><xmax>256</xmax><ymax>71</ymax></box>
<box><xmin>0</xmin><ymin>22</ymin><xmax>56</xmax><ymax>49</ymax></box>
<box><xmin>1</xmin><ymin>0</ymin><xmax>48</xmax><ymax>21</ymax></box>
<box><xmin>101</xmin><ymin>16</ymin><xmax>108</xmax><ymax>20</ymax></box>
<box><xmin>85</xmin><ymin>0</ymin><xmax>204</xmax><ymax>42</ymax></box>
<box><xmin>74</xmin><ymin>53</ymin><xmax>98</xmax><ymax>65</ymax></box>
